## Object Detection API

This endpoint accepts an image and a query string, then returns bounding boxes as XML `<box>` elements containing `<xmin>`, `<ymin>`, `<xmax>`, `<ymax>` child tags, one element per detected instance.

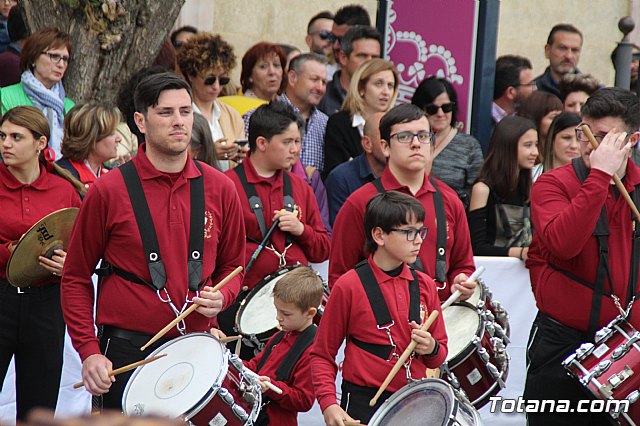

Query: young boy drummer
<box><xmin>213</xmin><ymin>265</ymin><xmax>323</xmax><ymax>425</ymax></box>
<box><xmin>311</xmin><ymin>191</ymin><xmax>448</xmax><ymax>425</ymax></box>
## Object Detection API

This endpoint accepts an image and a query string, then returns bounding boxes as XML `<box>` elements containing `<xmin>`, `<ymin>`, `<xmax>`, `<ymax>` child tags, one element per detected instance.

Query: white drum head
<box><xmin>467</xmin><ymin>283</ymin><xmax>482</xmax><ymax>306</ymax></box>
<box><xmin>443</xmin><ymin>304</ymin><xmax>480</xmax><ymax>362</ymax></box>
<box><xmin>123</xmin><ymin>333</ymin><xmax>227</xmax><ymax>418</ymax></box>
<box><xmin>238</xmin><ymin>271</ymin><xmax>291</xmax><ymax>335</ymax></box>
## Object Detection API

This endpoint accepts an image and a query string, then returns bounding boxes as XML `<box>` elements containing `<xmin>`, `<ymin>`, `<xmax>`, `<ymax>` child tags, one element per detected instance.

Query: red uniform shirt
<box><xmin>0</xmin><ymin>163</ymin><xmax>81</xmax><ymax>281</ymax></box>
<box><xmin>244</xmin><ymin>329</ymin><xmax>316</xmax><ymax>426</ymax></box>
<box><xmin>225</xmin><ymin>157</ymin><xmax>330</xmax><ymax>290</ymax></box>
<box><xmin>61</xmin><ymin>146</ymin><xmax>246</xmax><ymax>361</ymax></box>
<box><xmin>528</xmin><ymin>161</ymin><xmax>640</xmax><ymax>331</ymax></box>
<box><xmin>311</xmin><ymin>257</ymin><xmax>448</xmax><ymax>412</ymax></box>
<box><xmin>329</xmin><ymin>167</ymin><xmax>475</xmax><ymax>300</ymax></box>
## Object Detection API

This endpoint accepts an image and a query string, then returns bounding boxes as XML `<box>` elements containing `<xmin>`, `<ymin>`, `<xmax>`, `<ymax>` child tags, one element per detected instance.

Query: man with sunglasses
<box><xmin>524</xmin><ymin>87</ymin><xmax>640</xmax><ymax>426</ymax></box>
<box><xmin>330</xmin><ymin>104</ymin><xmax>477</xmax><ymax>303</ymax></box>
<box><xmin>306</xmin><ymin>11</ymin><xmax>334</xmax><ymax>59</ymax></box>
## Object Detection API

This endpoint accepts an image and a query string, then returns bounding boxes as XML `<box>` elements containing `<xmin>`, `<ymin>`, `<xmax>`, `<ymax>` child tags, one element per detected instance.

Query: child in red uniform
<box><xmin>311</xmin><ymin>191</ymin><xmax>448</xmax><ymax>425</ymax></box>
<box><xmin>213</xmin><ymin>266</ymin><xmax>322</xmax><ymax>425</ymax></box>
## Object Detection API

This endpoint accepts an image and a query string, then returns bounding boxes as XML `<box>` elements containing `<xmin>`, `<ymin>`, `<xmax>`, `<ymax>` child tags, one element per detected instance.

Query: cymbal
<box><xmin>6</xmin><ymin>207</ymin><xmax>79</xmax><ymax>288</ymax></box>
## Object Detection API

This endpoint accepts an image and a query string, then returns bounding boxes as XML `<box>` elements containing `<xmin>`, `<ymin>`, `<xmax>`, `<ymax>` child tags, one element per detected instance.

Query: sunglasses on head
<box><xmin>424</xmin><ymin>102</ymin><xmax>455</xmax><ymax>115</ymax></box>
<box><xmin>204</xmin><ymin>75</ymin><xmax>231</xmax><ymax>86</ymax></box>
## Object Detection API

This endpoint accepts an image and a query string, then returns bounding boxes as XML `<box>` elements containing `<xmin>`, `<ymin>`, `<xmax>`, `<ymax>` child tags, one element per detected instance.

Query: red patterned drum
<box><xmin>122</xmin><ymin>333</ymin><xmax>262</xmax><ymax>425</ymax></box>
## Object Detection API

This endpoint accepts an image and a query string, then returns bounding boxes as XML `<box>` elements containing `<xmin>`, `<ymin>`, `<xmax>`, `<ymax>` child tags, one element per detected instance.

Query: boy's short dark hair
<box><xmin>133</xmin><ymin>72</ymin><xmax>192</xmax><ymax>116</ymax></box>
<box><xmin>334</xmin><ymin>4</ymin><xmax>370</xmax><ymax>26</ymax></box>
<box><xmin>581</xmin><ymin>87</ymin><xmax>640</xmax><ymax>132</ymax></box>
<box><xmin>273</xmin><ymin>266</ymin><xmax>325</xmax><ymax>312</ymax></box>
<box><xmin>364</xmin><ymin>191</ymin><xmax>426</xmax><ymax>254</ymax></box>
<box><xmin>339</xmin><ymin>25</ymin><xmax>381</xmax><ymax>57</ymax></box>
<box><xmin>379</xmin><ymin>104</ymin><xmax>426</xmax><ymax>143</ymax></box>
<box><xmin>248</xmin><ymin>101</ymin><xmax>305</xmax><ymax>152</ymax></box>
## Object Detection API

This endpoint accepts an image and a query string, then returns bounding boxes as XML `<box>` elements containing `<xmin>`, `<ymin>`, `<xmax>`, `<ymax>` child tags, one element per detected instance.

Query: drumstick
<box><xmin>73</xmin><ymin>354</ymin><xmax>166</xmax><ymax>389</ymax></box>
<box><xmin>242</xmin><ymin>369</ymin><xmax>284</xmax><ymax>394</ymax></box>
<box><xmin>140</xmin><ymin>266</ymin><xmax>243</xmax><ymax>351</ymax></box>
<box><xmin>246</xmin><ymin>219</ymin><xmax>280</xmax><ymax>273</ymax></box>
<box><xmin>581</xmin><ymin>124</ymin><xmax>640</xmax><ymax>223</ymax></box>
<box><xmin>441</xmin><ymin>266</ymin><xmax>486</xmax><ymax>310</ymax></box>
<box><xmin>219</xmin><ymin>335</ymin><xmax>242</xmax><ymax>343</ymax></box>
<box><xmin>344</xmin><ymin>422</ymin><xmax>366</xmax><ymax>426</ymax></box>
<box><xmin>369</xmin><ymin>310</ymin><xmax>439</xmax><ymax>407</ymax></box>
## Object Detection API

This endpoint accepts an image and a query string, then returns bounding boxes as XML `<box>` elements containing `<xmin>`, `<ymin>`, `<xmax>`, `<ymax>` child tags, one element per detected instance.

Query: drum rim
<box><xmin>122</xmin><ymin>332</ymin><xmax>229</xmax><ymax>417</ymax></box>
<box><xmin>443</xmin><ymin>301</ymin><xmax>486</xmax><ymax>367</ymax></box>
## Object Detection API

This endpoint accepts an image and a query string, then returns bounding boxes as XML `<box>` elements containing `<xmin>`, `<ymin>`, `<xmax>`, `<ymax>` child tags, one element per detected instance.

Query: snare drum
<box><xmin>235</xmin><ymin>265</ymin><xmax>328</xmax><ymax>352</ymax></box>
<box><xmin>122</xmin><ymin>333</ymin><xmax>261</xmax><ymax>426</ymax></box>
<box><xmin>563</xmin><ymin>316</ymin><xmax>640</xmax><ymax>425</ymax></box>
<box><xmin>368</xmin><ymin>378</ymin><xmax>481</xmax><ymax>425</ymax></box>
<box><xmin>467</xmin><ymin>278</ymin><xmax>510</xmax><ymax>339</ymax></box>
<box><xmin>441</xmin><ymin>302</ymin><xmax>509</xmax><ymax>409</ymax></box>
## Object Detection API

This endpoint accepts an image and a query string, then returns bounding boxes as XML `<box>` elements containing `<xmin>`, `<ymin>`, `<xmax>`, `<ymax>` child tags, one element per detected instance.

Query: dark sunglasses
<box><xmin>204</xmin><ymin>75</ymin><xmax>231</xmax><ymax>86</ymax></box>
<box><xmin>312</xmin><ymin>30</ymin><xmax>333</xmax><ymax>41</ymax></box>
<box><xmin>326</xmin><ymin>32</ymin><xmax>341</xmax><ymax>44</ymax></box>
<box><xmin>424</xmin><ymin>102</ymin><xmax>455</xmax><ymax>115</ymax></box>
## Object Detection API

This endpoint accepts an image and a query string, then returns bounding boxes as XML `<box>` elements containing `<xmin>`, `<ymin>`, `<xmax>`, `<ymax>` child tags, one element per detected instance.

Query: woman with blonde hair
<box><xmin>323</xmin><ymin>58</ymin><xmax>398</xmax><ymax>177</ymax></box>
<box><xmin>56</xmin><ymin>102</ymin><xmax>122</xmax><ymax>189</ymax></box>
<box><xmin>0</xmin><ymin>106</ymin><xmax>81</xmax><ymax>422</ymax></box>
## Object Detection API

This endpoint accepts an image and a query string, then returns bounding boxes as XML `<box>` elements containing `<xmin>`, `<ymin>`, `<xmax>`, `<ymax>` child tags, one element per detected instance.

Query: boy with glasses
<box><xmin>524</xmin><ymin>87</ymin><xmax>640</xmax><ymax>426</ymax></box>
<box><xmin>329</xmin><ymin>104</ymin><xmax>478</xmax><ymax>305</ymax></box>
<box><xmin>312</xmin><ymin>190</ymin><xmax>448</xmax><ymax>425</ymax></box>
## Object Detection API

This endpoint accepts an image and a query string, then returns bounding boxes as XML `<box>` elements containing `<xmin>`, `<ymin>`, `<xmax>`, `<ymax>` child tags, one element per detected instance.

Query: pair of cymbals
<box><xmin>6</xmin><ymin>207</ymin><xmax>79</xmax><ymax>288</ymax></box>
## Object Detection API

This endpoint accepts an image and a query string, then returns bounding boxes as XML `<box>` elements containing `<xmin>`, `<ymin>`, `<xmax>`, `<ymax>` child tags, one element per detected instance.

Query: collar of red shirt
<box><xmin>380</xmin><ymin>167</ymin><xmax>435</xmax><ymax>197</ymax></box>
<box><xmin>134</xmin><ymin>143</ymin><xmax>202</xmax><ymax>181</ymax></box>
<box><xmin>367</xmin><ymin>254</ymin><xmax>415</xmax><ymax>284</ymax></box>
<box><xmin>243</xmin><ymin>155</ymin><xmax>285</xmax><ymax>186</ymax></box>
<box><xmin>0</xmin><ymin>162</ymin><xmax>50</xmax><ymax>190</ymax></box>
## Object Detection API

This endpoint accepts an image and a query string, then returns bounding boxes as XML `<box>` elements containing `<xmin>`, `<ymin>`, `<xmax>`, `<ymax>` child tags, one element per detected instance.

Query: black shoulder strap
<box><xmin>120</xmin><ymin>161</ymin><xmax>167</xmax><ymax>291</ymax></box>
<box><xmin>235</xmin><ymin>164</ymin><xmax>268</xmax><ymax>238</ymax></box>
<box><xmin>275</xmin><ymin>324</ymin><xmax>317</xmax><ymax>382</ymax></box>
<box><xmin>255</xmin><ymin>331</ymin><xmax>286</xmax><ymax>373</ymax></box>
<box><xmin>430</xmin><ymin>178</ymin><xmax>447</xmax><ymax>283</ymax></box>
<box><xmin>408</xmin><ymin>268</ymin><xmax>420</xmax><ymax>324</ymax></box>
<box><xmin>188</xmin><ymin>161</ymin><xmax>205</xmax><ymax>292</ymax></box>
<box><xmin>372</xmin><ymin>177</ymin><xmax>384</xmax><ymax>194</ymax></box>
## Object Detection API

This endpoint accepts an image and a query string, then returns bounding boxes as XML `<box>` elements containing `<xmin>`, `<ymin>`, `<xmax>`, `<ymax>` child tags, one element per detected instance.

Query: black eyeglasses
<box><xmin>424</xmin><ymin>102</ymin><xmax>455</xmax><ymax>115</ymax></box>
<box><xmin>390</xmin><ymin>131</ymin><xmax>435</xmax><ymax>145</ymax></box>
<box><xmin>204</xmin><ymin>75</ymin><xmax>231</xmax><ymax>86</ymax></box>
<box><xmin>41</xmin><ymin>51</ymin><xmax>71</xmax><ymax>65</ymax></box>
<box><xmin>390</xmin><ymin>227</ymin><xmax>428</xmax><ymax>241</ymax></box>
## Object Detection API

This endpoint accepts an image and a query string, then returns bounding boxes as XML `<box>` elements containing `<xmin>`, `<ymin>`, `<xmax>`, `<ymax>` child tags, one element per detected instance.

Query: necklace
<box><xmin>434</xmin><ymin>126</ymin><xmax>456</xmax><ymax>157</ymax></box>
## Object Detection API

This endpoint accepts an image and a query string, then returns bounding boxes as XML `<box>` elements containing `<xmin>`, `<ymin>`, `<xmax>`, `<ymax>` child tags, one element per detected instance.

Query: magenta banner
<box><xmin>382</xmin><ymin>0</ymin><xmax>479</xmax><ymax>131</ymax></box>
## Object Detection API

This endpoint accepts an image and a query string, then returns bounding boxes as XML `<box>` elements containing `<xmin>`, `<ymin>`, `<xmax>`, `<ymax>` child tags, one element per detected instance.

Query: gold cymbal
<box><xmin>6</xmin><ymin>207</ymin><xmax>79</xmax><ymax>288</ymax></box>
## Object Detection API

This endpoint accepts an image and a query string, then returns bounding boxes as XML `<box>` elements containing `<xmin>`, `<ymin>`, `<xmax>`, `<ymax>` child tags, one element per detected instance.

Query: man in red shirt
<box><xmin>312</xmin><ymin>190</ymin><xmax>448</xmax><ymax>425</ymax></box>
<box><xmin>524</xmin><ymin>87</ymin><xmax>640</xmax><ymax>426</ymax></box>
<box><xmin>329</xmin><ymin>103</ymin><xmax>476</xmax><ymax>301</ymax></box>
<box><xmin>61</xmin><ymin>73</ymin><xmax>246</xmax><ymax>409</ymax></box>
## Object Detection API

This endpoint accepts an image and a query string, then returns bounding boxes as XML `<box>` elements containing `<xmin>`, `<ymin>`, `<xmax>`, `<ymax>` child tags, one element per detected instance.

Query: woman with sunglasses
<box><xmin>177</xmin><ymin>32</ymin><xmax>246</xmax><ymax>170</ymax></box>
<box><xmin>0</xmin><ymin>106</ymin><xmax>82</xmax><ymax>422</ymax></box>
<box><xmin>323</xmin><ymin>58</ymin><xmax>399</xmax><ymax>178</ymax></box>
<box><xmin>0</xmin><ymin>27</ymin><xmax>75</xmax><ymax>161</ymax></box>
<box><xmin>411</xmin><ymin>77</ymin><xmax>483</xmax><ymax>209</ymax></box>
<box><xmin>467</xmin><ymin>116</ymin><xmax>537</xmax><ymax>259</ymax></box>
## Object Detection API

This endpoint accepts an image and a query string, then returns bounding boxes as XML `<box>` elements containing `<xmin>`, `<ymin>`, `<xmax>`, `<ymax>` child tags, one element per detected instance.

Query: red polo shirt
<box><xmin>244</xmin><ymin>329</ymin><xmax>315</xmax><ymax>426</ymax></box>
<box><xmin>329</xmin><ymin>167</ymin><xmax>475</xmax><ymax>299</ymax></box>
<box><xmin>527</xmin><ymin>160</ymin><xmax>640</xmax><ymax>331</ymax></box>
<box><xmin>225</xmin><ymin>157</ymin><xmax>330</xmax><ymax>290</ymax></box>
<box><xmin>0</xmin><ymin>163</ymin><xmax>81</xmax><ymax>281</ymax></box>
<box><xmin>61</xmin><ymin>145</ymin><xmax>246</xmax><ymax>361</ymax></box>
<box><xmin>311</xmin><ymin>256</ymin><xmax>448</xmax><ymax>412</ymax></box>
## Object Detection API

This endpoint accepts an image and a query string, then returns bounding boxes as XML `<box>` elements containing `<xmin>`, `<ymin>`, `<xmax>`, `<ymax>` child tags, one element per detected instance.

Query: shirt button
<box><xmin>25</xmin><ymin>208</ymin><xmax>30</xmax><ymax>212</ymax></box>
<box><xmin>172</xmin><ymin>206</ymin><xmax>177</xmax><ymax>210</ymax></box>
<box><xmin>24</xmin><ymin>196</ymin><xmax>28</xmax><ymax>201</ymax></box>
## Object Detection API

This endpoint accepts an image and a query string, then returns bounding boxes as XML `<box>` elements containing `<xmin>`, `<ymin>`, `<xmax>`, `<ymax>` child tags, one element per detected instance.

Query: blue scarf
<box><xmin>21</xmin><ymin>70</ymin><xmax>66</xmax><ymax>160</ymax></box>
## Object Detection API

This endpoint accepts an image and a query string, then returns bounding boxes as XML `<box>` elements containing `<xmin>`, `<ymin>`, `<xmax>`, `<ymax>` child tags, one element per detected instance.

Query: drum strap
<box><xmin>255</xmin><ymin>324</ymin><xmax>317</xmax><ymax>382</ymax></box>
<box><xmin>371</xmin><ymin>177</ymin><xmax>446</xmax><ymax>283</ymax></box>
<box><xmin>235</xmin><ymin>163</ymin><xmax>295</xmax><ymax>246</ymax></box>
<box><xmin>350</xmin><ymin>261</ymin><xmax>420</xmax><ymax>360</ymax></box>
<box><xmin>112</xmin><ymin>160</ymin><xmax>206</xmax><ymax>292</ymax></box>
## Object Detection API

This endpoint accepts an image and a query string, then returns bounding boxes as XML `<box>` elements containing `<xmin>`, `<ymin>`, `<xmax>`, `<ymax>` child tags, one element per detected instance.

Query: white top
<box><xmin>351</xmin><ymin>112</ymin><xmax>366</xmax><ymax>137</ymax></box>
<box><xmin>193</xmin><ymin>101</ymin><xmax>224</xmax><ymax>142</ymax></box>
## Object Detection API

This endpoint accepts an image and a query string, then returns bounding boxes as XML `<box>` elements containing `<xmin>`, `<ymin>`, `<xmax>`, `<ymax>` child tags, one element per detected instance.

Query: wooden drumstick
<box><xmin>73</xmin><ymin>354</ymin><xmax>166</xmax><ymax>389</ymax></box>
<box><xmin>581</xmin><ymin>124</ymin><xmax>640</xmax><ymax>223</ymax></box>
<box><xmin>441</xmin><ymin>266</ymin><xmax>486</xmax><ymax>310</ymax></box>
<box><xmin>140</xmin><ymin>266</ymin><xmax>243</xmax><ymax>351</ymax></box>
<box><xmin>368</xmin><ymin>310</ymin><xmax>439</xmax><ymax>407</ymax></box>
<box><xmin>219</xmin><ymin>335</ymin><xmax>242</xmax><ymax>343</ymax></box>
<box><xmin>344</xmin><ymin>422</ymin><xmax>366</xmax><ymax>426</ymax></box>
<box><xmin>242</xmin><ymin>369</ymin><xmax>284</xmax><ymax>395</ymax></box>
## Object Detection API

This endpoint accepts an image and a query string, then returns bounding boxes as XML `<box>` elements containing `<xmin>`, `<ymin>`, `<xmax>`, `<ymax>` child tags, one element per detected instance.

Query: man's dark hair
<box><xmin>334</xmin><ymin>4</ymin><xmax>370</xmax><ymax>26</ymax></box>
<box><xmin>340</xmin><ymin>25</ymin><xmax>381</xmax><ymax>57</ymax></box>
<box><xmin>170</xmin><ymin>25</ymin><xmax>198</xmax><ymax>48</ymax></box>
<box><xmin>133</xmin><ymin>72</ymin><xmax>192</xmax><ymax>116</ymax></box>
<box><xmin>581</xmin><ymin>87</ymin><xmax>640</xmax><ymax>132</ymax></box>
<box><xmin>364</xmin><ymin>191</ymin><xmax>425</xmax><ymax>254</ymax></box>
<box><xmin>248</xmin><ymin>101</ymin><xmax>305</xmax><ymax>152</ymax></box>
<box><xmin>307</xmin><ymin>11</ymin><xmax>334</xmax><ymax>34</ymax></box>
<box><xmin>493</xmin><ymin>55</ymin><xmax>533</xmax><ymax>100</ymax></box>
<box><xmin>547</xmin><ymin>23</ymin><xmax>583</xmax><ymax>46</ymax></box>
<box><xmin>379</xmin><ymin>104</ymin><xmax>426</xmax><ymax>143</ymax></box>
<box><xmin>7</xmin><ymin>6</ymin><xmax>28</xmax><ymax>42</ymax></box>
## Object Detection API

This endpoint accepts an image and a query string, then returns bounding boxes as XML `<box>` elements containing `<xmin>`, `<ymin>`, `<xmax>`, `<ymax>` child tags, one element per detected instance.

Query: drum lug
<box><xmin>484</xmin><ymin>321</ymin><xmax>495</xmax><ymax>337</ymax></box>
<box><xmin>493</xmin><ymin>323</ymin><xmax>510</xmax><ymax>345</ymax></box>
<box><xmin>481</xmin><ymin>309</ymin><xmax>495</xmax><ymax>323</ymax></box>
<box><xmin>218</xmin><ymin>387</ymin><xmax>235</xmax><ymax>406</ymax></box>
<box><xmin>600</xmin><ymin>365</ymin><xmax>634</xmax><ymax>398</ymax></box>
<box><xmin>575</xmin><ymin>342</ymin><xmax>595</xmax><ymax>361</ymax></box>
<box><xmin>442</xmin><ymin>364</ymin><xmax>461</xmax><ymax>389</ymax></box>
<box><xmin>612</xmin><ymin>332</ymin><xmax>640</xmax><ymax>360</ymax></box>
<box><xmin>486</xmin><ymin>362</ymin><xmax>506</xmax><ymax>388</ymax></box>
<box><xmin>231</xmin><ymin>404</ymin><xmax>249</xmax><ymax>422</ymax></box>
<box><xmin>228</xmin><ymin>354</ymin><xmax>244</xmax><ymax>371</ymax></box>
<box><xmin>492</xmin><ymin>337</ymin><xmax>506</xmax><ymax>353</ymax></box>
<box><xmin>478</xmin><ymin>347</ymin><xmax>490</xmax><ymax>363</ymax></box>
<box><xmin>595</xmin><ymin>325</ymin><xmax>614</xmax><ymax>344</ymax></box>
<box><xmin>627</xmin><ymin>389</ymin><xmax>640</xmax><ymax>404</ymax></box>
